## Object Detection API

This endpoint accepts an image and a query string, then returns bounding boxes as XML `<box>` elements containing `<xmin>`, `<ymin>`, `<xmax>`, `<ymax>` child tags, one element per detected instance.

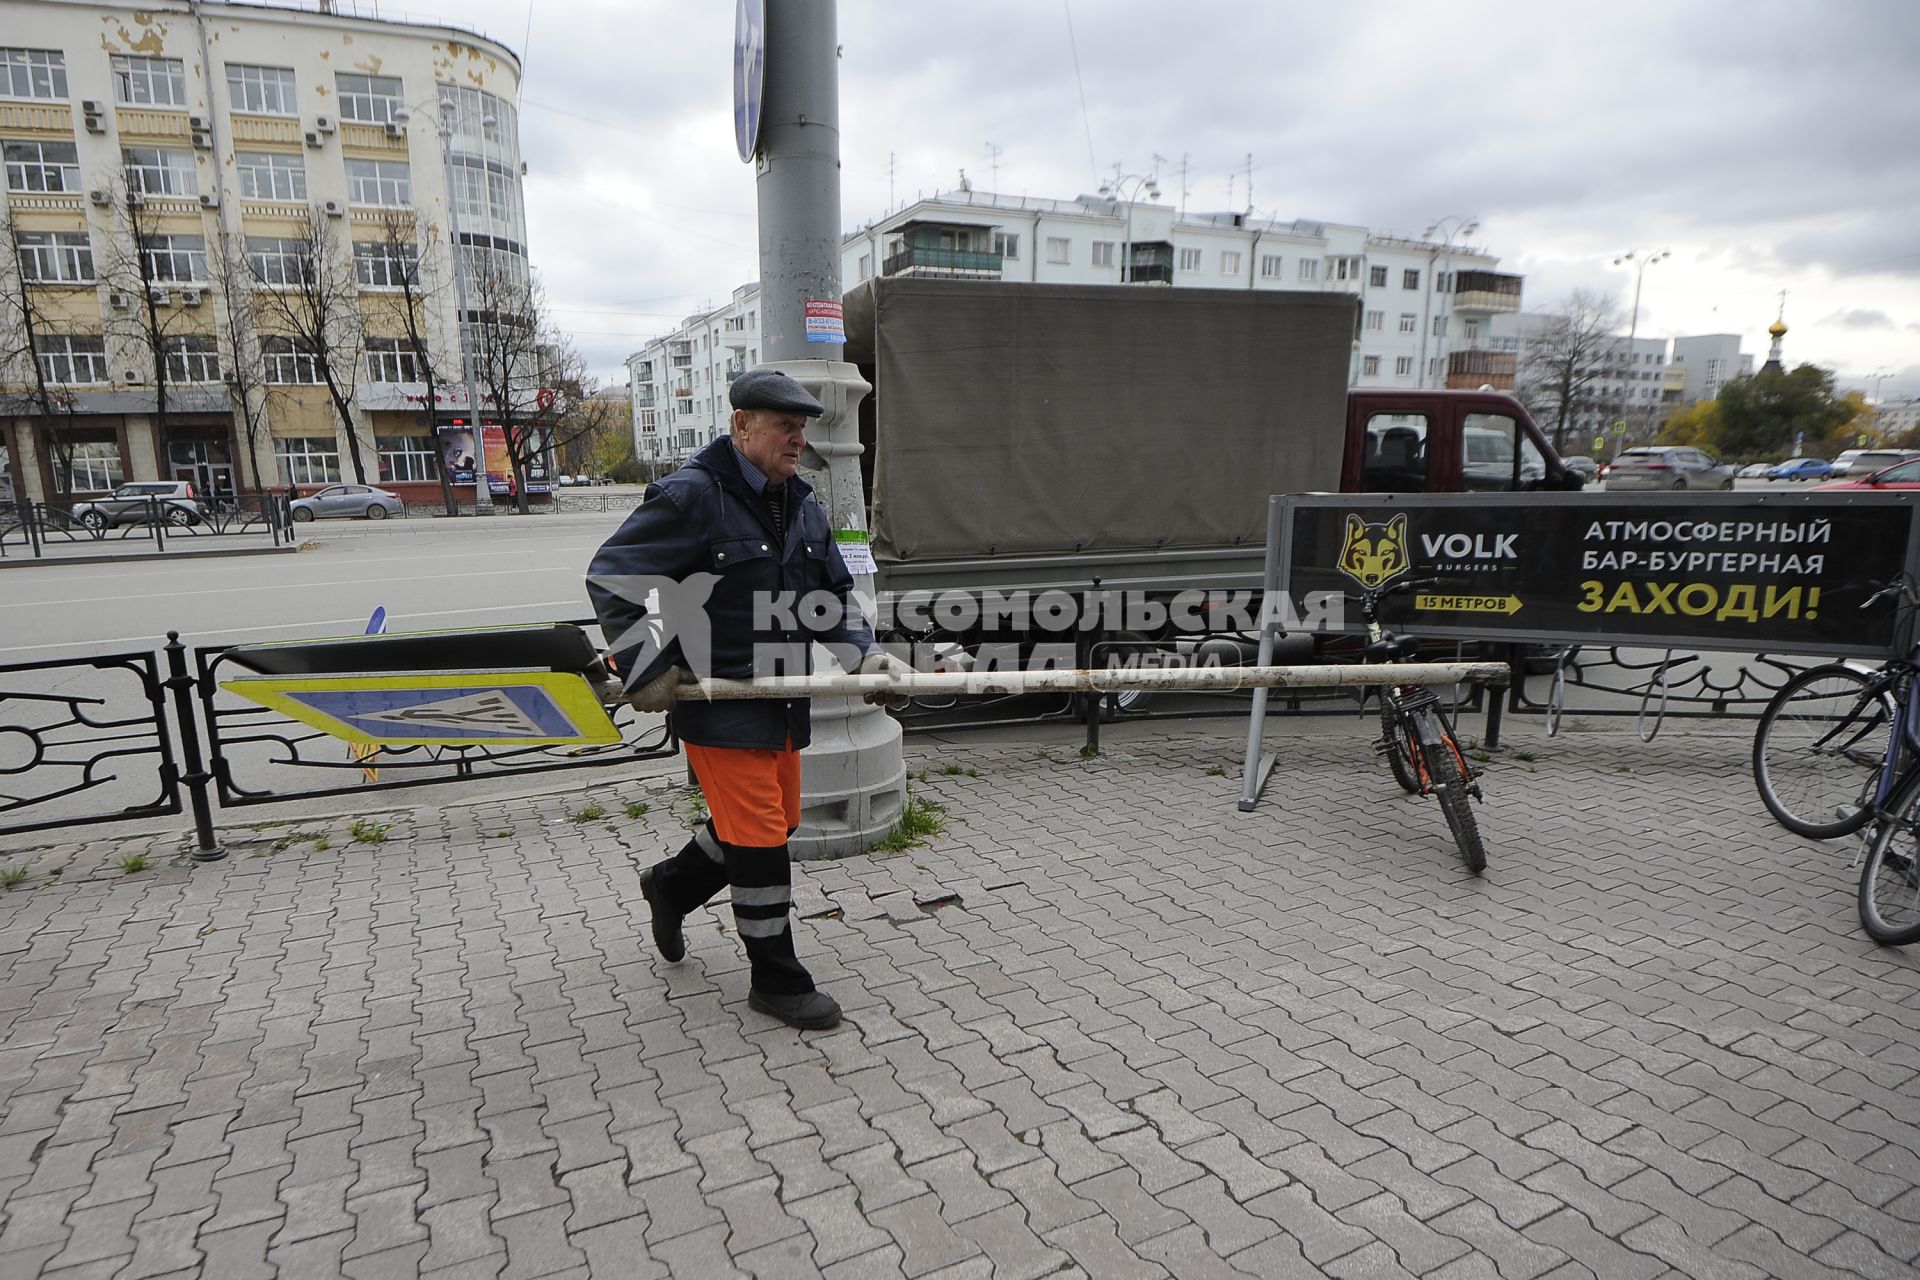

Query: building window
<box><xmin>61</xmin><ymin>440</ymin><xmax>123</xmax><ymax>491</ymax></box>
<box><xmin>235</xmin><ymin>150</ymin><xmax>306</xmax><ymax>201</ymax></box>
<box><xmin>1428</xmin><ymin>357</ymin><xmax>1442</xmax><ymax>378</ymax></box>
<box><xmin>335</xmin><ymin>73</ymin><xmax>405</xmax><ymax>124</ymax></box>
<box><xmin>676</xmin><ymin>397</ymin><xmax>693</xmax><ymax>416</ymax></box>
<box><xmin>261</xmin><ymin>336</ymin><xmax>323</xmax><ymax>384</ymax></box>
<box><xmin>1091</xmin><ymin>241</ymin><xmax>1115</xmax><ymax>268</ymax></box>
<box><xmin>857</xmin><ymin>253</ymin><xmax>871</xmax><ymax>281</ymax></box>
<box><xmin>4</xmin><ymin>139</ymin><xmax>80</xmax><ymax>193</ymax></box>
<box><xmin>377</xmin><ymin>434</ymin><xmax>437</xmax><ymax>483</ymax></box>
<box><xmin>35</xmin><ymin>333</ymin><xmax>109</xmax><ymax>384</ymax></box>
<box><xmin>1221</xmin><ymin>250</ymin><xmax>1242</xmax><ymax>274</ymax></box>
<box><xmin>993</xmin><ymin>231</ymin><xmax>1020</xmax><ymax>259</ymax></box>
<box><xmin>364</xmin><ymin>335</ymin><xmax>421</xmax><ymax>383</ymax></box>
<box><xmin>123</xmin><ymin>146</ymin><xmax>197</xmax><ymax>197</ymax></box>
<box><xmin>0</xmin><ymin>49</ymin><xmax>67</xmax><ymax>101</ymax></box>
<box><xmin>274</xmin><ymin>435</ymin><xmax>341</xmax><ymax>484</ymax></box>
<box><xmin>1178</xmin><ymin>247</ymin><xmax>1201</xmax><ymax>272</ymax></box>
<box><xmin>1395</xmin><ymin>356</ymin><xmax>1414</xmax><ymax>377</ymax></box>
<box><xmin>346</xmin><ymin>159</ymin><xmax>410</xmax><ymax>207</ymax></box>
<box><xmin>1046</xmin><ymin>236</ymin><xmax>1070</xmax><ymax>265</ymax></box>
<box><xmin>246</xmin><ymin>237</ymin><xmax>308</xmax><ymax>286</ymax></box>
<box><xmin>1464</xmin><ymin>319</ymin><xmax>1480</xmax><ymax>342</ymax></box>
<box><xmin>354</xmin><ymin>240</ymin><xmax>418</xmax><ymax>288</ymax></box>
<box><xmin>16</xmin><ymin>230</ymin><xmax>93</xmax><ymax>283</ymax></box>
<box><xmin>164</xmin><ymin>335</ymin><xmax>220</xmax><ymax>383</ymax></box>
<box><xmin>226</xmin><ymin>63</ymin><xmax>297</xmax><ymax>116</ymax></box>
<box><xmin>1364</xmin><ymin>310</ymin><xmax>1384</xmax><ymax>331</ymax></box>
<box><xmin>1260</xmin><ymin>254</ymin><xmax>1284</xmax><ymax>279</ymax></box>
<box><xmin>1332</xmin><ymin>256</ymin><xmax>1363</xmax><ymax>281</ymax></box>
<box><xmin>1432</xmin><ymin>316</ymin><xmax>1447</xmax><ymax>337</ymax></box>
<box><xmin>1362</xmin><ymin>356</ymin><xmax>1381</xmax><ymax>377</ymax></box>
<box><xmin>1398</xmin><ymin>314</ymin><xmax>1416</xmax><ymax>334</ymax></box>
<box><xmin>1297</xmin><ymin>258</ymin><xmax>1319</xmax><ymax>281</ymax></box>
<box><xmin>1370</xmin><ymin>265</ymin><xmax>1388</xmax><ymax>287</ymax></box>
<box><xmin>112</xmin><ymin>55</ymin><xmax>187</xmax><ymax>107</ymax></box>
<box><xmin>1402</xmin><ymin>268</ymin><xmax>1420</xmax><ymax>290</ymax></box>
<box><xmin>141</xmin><ymin>234</ymin><xmax>207</xmax><ymax>282</ymax></box>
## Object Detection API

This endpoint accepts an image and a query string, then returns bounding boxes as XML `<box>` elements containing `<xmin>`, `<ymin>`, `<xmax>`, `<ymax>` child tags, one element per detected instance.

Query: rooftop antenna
<box><xmin>1154</xmin><ymin>152</ymin><xmax>1190</xmax><ymax>214</ymax></box>
<box><xmin>887</xmin><ymin>151</ymin><xmax>896</xmax><ymax>212</ymax></box>
<box><xmin>958</xmin><ymin>168</ymin><xmax>971</xmax><ymax>194</ymax></box>
<box><xmin>985</xmin><ymin>141</ymin><xmax>1003</xmax><ymax>190</ymax></box>
<box><xmin>1231</xmin><ymin>152</ymin><xmax>1258</xmax><ymax>212</ymax></box>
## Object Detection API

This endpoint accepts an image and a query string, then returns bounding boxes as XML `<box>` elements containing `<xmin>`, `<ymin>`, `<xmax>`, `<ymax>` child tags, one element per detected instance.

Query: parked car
<box><xmin>557</xmin><ymin>474</ymin><xmax>577</xmax><ymax>486</ymax></box>
<box><xmin>69</xmin><ymin>480</ymin><xmax>207</xmax><ymax>530</ymax></box>
<box><xmin>1766</xmin><ymin>457</ymin><xmax>1834</xmax><ymax>482</ymax></box>
<box><xmin>289</xmin><ymin>484</ymin><xmax>405</xmax><ymax>522</ymax></box>
<box><xmin>1561</xmin><ymin>455</ymin><xmax>1599</xmax><ymax>485</ymax></box>
<box><xmin>1829</xmin><ymin>449</ymin><xmax>1917</xmax><ymax>477</ymax></box>
<box><xmin>1601</xmin><ymin>446</ymin><xmax>1735</xmax><ymax>491</ymax></box>
<box><xmin>1817</xmin><ymin>457</ymin><xmax>1920</xmax><ymax>491</ymax></box>
<box><xmin>1736</xmin><ymin>462</ymin><xmax>1776</xmax><ymax>479</ymax></box>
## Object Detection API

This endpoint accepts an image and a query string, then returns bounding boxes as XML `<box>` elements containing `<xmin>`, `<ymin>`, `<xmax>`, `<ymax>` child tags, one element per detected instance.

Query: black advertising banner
<box><xmin>1281</xmin><ymin>493</ymin><xmax>1920</xmax><ymax>658</ymax></box>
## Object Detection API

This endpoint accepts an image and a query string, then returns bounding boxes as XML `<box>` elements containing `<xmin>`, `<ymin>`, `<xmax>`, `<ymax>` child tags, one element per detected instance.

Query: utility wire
<box><xmin>1061</xmin><ymin>0</ymin><xmax>1098</xmax><ymax>186</ymax></box>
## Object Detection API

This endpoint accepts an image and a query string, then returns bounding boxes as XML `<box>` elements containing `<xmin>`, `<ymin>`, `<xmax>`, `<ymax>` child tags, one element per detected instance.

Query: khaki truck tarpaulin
<box><xmin>843</xmin><ymin>278</ymin><xmax>1353</xmax><ymax>565</ymax></box>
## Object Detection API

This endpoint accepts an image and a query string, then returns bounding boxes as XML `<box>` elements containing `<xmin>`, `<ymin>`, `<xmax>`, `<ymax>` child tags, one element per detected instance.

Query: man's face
<box><xmin>732</xmin><ymin>408</ymin><xmax>810</xmax><ymax>483</ymax></box>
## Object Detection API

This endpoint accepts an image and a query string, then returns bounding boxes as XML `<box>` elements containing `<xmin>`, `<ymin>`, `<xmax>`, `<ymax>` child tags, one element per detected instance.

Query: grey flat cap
<box><xmin>729</xmin><ymin>368</ymin><xmax>825</xmax><ymax>416</ymax></box>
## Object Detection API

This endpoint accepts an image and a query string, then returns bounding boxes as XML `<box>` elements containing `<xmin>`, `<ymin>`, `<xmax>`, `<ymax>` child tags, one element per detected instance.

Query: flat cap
<box><xmin>729</xmin><ymin>368</ymin><xmax>825</xmax><ymax>417</ymax></box>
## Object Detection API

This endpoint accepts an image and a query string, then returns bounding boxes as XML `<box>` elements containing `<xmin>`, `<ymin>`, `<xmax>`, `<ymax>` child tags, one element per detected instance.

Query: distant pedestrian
<box><xmin>586</xmin><ymin>369</ymin><xmax>908</xmax><ymax>1030</ymax></box>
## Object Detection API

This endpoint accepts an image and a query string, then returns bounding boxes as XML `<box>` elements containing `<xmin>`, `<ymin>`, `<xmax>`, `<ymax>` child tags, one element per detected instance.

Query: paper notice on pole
<box><xmin>834</xmin><ymin>528</ymin><xmax>876</xmax><ymax>574</ymax></box>
<box><xmin>804</xmin><ymin>299</ymin><xmax>845</xmax><ymax>344</ymax></box>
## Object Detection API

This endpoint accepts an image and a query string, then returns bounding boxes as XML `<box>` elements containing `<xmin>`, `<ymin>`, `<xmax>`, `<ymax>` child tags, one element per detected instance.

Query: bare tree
<box><xmin>1514</xmin><ymin>288</ymin><xmax>1624</xmax><ymax>452</ymax></box>
<box><xmin>0</xmin><ymin>203</ymin><xmax>90</xmax><ymax>508</ymax></box>
<box><xmin>205</xmin><ymin>229</ymin><xmax>273</xmax><ymax>491</ymax></box>
<box><xmin>249</xmin><ymin>207</ymin><xmax>370</xmax><ymax>483</ymax></box>
<box><xmin>464</xmin><ymin>251</ymin><xmax>549</xmax><ymax>513</ymax></box>
<box><xmin>368</xmin><ymin>208</ymin><xmax>459</xmax><ymax>514</ymax></box>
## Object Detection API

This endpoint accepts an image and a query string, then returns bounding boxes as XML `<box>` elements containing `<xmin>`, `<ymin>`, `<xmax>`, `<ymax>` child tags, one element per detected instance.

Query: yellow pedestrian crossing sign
<box><xmin>222</xmin><ymin>670</ymin><xmax>621</xmax><ymax>748</ymax></box>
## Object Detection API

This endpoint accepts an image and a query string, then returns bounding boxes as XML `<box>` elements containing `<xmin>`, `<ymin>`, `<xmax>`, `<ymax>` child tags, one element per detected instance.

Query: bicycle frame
<box><xmin>1869</xmin><ymin>646</ymin><xmax>1920</xmax><ymax>815</ymax></box>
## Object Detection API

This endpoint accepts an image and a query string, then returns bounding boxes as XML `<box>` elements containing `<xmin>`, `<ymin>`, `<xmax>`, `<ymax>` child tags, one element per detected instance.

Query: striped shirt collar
<box><xmin>729</xmin><ymin>438</ymin><xmax>773</xmax><ymax>495</ymax></box>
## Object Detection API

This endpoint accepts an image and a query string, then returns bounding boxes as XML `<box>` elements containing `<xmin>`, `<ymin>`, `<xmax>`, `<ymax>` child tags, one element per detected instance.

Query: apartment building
<box><xmin>628</xmin><ymin>188</ymin><xmax>1523</xmax><ymax>464</ymax></box>
<box><xmin>0</xmin><ymin>0</ymin><xmax>529</xmax><ymax>507</ymax></box>
<box><xmin>1668</xmin><ymin>334</ymin><xmax>1754</xmax><ymax>405</ymax></box>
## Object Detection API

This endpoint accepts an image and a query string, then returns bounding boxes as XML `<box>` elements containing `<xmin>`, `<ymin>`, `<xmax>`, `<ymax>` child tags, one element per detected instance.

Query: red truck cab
<box><xmin>1342</xmin><ymin>389</ymin><xmax>1579</xmax><ymax>493</ymax></box>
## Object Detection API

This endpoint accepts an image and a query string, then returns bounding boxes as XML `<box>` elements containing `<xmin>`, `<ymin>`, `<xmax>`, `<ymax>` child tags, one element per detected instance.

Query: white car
<box><xmin>289</xmin><ymin>484</ymin><xmax>405</xmax><ymax>521</ymax></box>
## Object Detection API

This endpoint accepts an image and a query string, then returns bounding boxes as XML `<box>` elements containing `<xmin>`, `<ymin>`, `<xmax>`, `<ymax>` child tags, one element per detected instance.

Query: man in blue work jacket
<box><xmin>586</xmin><ymin>369</ymin><xmax>907</xmax><ymax>1030</ymax></box>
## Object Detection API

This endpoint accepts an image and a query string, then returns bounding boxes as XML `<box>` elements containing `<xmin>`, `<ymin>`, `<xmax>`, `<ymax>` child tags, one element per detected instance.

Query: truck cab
<box><xmin>1343</xmin><ymin>389</ymin><xmax>1577</xmax><ymax>493</ymax></box>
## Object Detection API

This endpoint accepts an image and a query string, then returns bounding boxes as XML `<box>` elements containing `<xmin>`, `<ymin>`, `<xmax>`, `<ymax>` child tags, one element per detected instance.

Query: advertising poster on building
<box><xmin>1281</xmin><ymin>493</ymin><xmax>1918</xmax><ymax>659</ymax></box>
<box><xmin>481</xmin><ymin>425</ymin><xmax>514</xmax><ymax>496</ymax></box>
<box><xmin>437</xmin><ymin>426</ymin><xmax>477</xmax><ymax>485</ymax></box>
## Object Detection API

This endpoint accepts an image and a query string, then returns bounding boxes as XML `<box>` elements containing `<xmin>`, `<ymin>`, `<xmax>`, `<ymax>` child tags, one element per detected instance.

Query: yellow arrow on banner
<box><xmin>1414</xmin><ymin>593</ymin><xmax>1523</xmax><ymax>615</ymax></box>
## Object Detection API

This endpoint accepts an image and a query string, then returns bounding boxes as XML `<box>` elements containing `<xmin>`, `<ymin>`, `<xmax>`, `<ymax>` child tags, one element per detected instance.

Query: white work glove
<box><xmin>859</xmin><ymin>651</ymin><xmax>913</xmax><ymax>708</ymax></box>
<box><xmin>626</xmin><ymin>665</ymin><xmax>691</xmax><ymax>714</ymax></box>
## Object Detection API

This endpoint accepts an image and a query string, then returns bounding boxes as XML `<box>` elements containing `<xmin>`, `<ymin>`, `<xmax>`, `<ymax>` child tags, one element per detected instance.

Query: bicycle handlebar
<box><xmin>1859</xmin><ymin>575</ymin><xmax>1920</xmax><ymax>611</ymax></box>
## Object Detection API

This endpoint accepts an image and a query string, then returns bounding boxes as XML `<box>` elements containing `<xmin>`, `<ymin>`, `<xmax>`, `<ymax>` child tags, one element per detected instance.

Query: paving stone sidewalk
<box><xmin>1</xmin><ymin>717</ymin><xmax>1918</xmax><ymax>1278</ymax></box>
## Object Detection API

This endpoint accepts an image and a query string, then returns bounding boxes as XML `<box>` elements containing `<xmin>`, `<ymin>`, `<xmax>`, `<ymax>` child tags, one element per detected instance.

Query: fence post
<box><xmin>163</xmin><ymin>631</ymin><xmax>224</xmax><ymax>861</ymax></box>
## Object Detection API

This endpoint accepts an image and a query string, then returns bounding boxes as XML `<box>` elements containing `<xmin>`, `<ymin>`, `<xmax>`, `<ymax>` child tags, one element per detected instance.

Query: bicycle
<box><xmin>1750</xmin><ymin>577</ymin><xmax>1920</xmax><ymax>944</ymax></box>
<box><xmin>1357</xmin><ymin>577</ymin><xmax>1487</xmax><ymax>874</ymax></box>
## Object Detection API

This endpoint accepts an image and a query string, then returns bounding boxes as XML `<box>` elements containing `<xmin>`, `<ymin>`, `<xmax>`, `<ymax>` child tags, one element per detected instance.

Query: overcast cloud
<box><xmin>389</xmin><ymin>0</ymin><xmax>1920</xmax><ymax>395</ymax></box>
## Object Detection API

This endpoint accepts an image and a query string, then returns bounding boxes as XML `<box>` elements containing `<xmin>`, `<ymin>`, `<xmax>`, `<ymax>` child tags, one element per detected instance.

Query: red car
<box><xmin>1817</xmin><ymin>457</ymin><xmax>1920</xmax><ymax>490</ymax></box>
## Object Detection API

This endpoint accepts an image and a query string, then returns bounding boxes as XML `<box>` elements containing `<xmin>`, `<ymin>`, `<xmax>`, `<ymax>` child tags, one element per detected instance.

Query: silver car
<box><xmin>1603</xmin><ymin>446</ymin><xmax>1735</xmax><ymax>491</ymax></box>
<box><xmin>289</xmin><ymin>484</ymin><xmax>405</xmax><ymax>521</ymax></box>
<box><xmin>69</xmin><ymin>480</ymin><xmax>208</xmax><ymax>529</ymax></box>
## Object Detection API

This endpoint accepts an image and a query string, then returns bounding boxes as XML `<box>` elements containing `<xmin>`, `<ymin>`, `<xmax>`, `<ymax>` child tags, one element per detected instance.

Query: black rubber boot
<box><xmin>748</xmin><ymin>987</ymin><xmax>843</xmax><ymax>1030</ymax></box>
<box><xmin>723</xmin><ymin>840</ymin><xmax>821</xmax><ymax>1000</ymax></box>
<box><xmin>641</xmin><ymin>822</ymin><xmax>729</xmax><ymax>963</ymax></box>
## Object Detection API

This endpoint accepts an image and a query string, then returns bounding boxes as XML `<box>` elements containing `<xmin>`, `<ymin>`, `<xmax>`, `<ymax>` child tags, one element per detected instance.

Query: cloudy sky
<box><xmin>386</xmin><ymin>0</ymin><xmax>1918</xmax><ymax>399</ymax></box>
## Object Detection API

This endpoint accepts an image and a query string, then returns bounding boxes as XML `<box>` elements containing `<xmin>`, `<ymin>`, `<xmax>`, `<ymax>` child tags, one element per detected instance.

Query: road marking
<box><xmin>0</xmin><ymin>565</ymin><xmax>592</xmax><ymax>609</ymax></box>
<box><xmin>7</xmin><ymin>601</ymin><xmax>593</xmax><ymax>654</ymax></box>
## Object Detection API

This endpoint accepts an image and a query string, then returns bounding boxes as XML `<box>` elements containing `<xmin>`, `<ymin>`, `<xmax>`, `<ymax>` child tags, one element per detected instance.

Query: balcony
<box><xmin>883</xmin><ymin>244</ymin><xmax>1003</xmax><ymax>280</ymax></box>
<box><xmin>1124</xmin><ymin>242</ymin><xmax>1173</xmax><ymax>285</ymax></box>
<box><xmin>670</xmin><ymin>353</ymin><xmax>692</xmax><ymax>368</ymax></box>
<box><xmin>1451</xmin><ymin>270</ymin><xmax>1522</xmax><ymax>314</ymax></box>
<box><xmin>1445</xmin><ymin>349</ymin><xmax>1517</xmax><ymax>390</ymax></box>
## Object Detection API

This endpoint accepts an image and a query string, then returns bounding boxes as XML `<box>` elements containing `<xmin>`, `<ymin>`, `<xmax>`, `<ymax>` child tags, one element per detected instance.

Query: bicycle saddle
<box><xmin>1365</xmin><ymin>633</ymin><xmax>1421</xmax><ymax>662</ymax></box>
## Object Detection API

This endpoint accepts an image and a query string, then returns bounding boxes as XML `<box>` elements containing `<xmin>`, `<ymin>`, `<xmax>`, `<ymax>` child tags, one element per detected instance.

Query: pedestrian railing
<box><xmin>0</xmin><ymin>492</ymin><xmax>293</xmax><ymax>560</ymax></box>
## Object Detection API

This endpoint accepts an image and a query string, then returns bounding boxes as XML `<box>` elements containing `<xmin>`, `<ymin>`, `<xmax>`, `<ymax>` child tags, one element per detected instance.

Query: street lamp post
<box><xmin>396</xmin><ymin>97</ymin><xmax>498</xmax><ymax>508</ymax></box>
<box><xmin>1098</xmin><ymin>168</ymin><xmax>1160</xmax><ymax>283</ymax></box>
<box><xmin>1420</xmin><ymin>215</ymin><xmax>1477</xmax><ymax>389</ymax></box>
<box><xmin>1612</xmin><ymin>248</ymin><xmax>1668</xmax><ymax>447</ymax></box>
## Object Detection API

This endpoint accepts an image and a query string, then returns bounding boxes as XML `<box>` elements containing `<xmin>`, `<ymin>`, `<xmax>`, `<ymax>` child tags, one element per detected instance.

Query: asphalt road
<box><xmin>4</xmin><ymin>509</ymin><xmax>635</xmax><ymax>660</ymax></box>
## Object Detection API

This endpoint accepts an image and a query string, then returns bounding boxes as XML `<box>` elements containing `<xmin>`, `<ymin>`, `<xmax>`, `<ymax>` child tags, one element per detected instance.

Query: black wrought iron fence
<box><xmin>0</xmin><ymin>491</ymin><xmax>292</xmax><ymax>559</ymax></box>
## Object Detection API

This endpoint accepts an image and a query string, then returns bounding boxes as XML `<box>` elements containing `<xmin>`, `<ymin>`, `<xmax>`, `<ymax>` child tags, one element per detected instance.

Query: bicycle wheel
<box><xmin>1412</xmin><ymin>707</ymin><xmax>1486</xmax><ymax>874</ymax></box>
<box><xmin>1753</xmin><ymin>664</ymin><xmax>1891</xmax><ymax>839</ymax></box>
<box><xmin>1380</xmin><ymin>706</ymin><xmax>1421</xmax><ymax>794</ymax></box>
<box><xmin>1858</xmin><ymin>775</ymin><xmax>1920</xmax><ymax>946</ymax></box>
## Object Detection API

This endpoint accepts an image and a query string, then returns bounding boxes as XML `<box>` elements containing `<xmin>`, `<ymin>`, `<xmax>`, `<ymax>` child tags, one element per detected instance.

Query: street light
<box><xmin>1612</xmin><ymin>248</ymin><xmax>1669</xmax><ymax>447</ymax></box>
<box><xmin>1420</xmin><ymin>215</ymin><xmax>1477</xmax><ymax>389</ymax></box>
<box><xmin>395</xmin><ymin>98</ymin><xmax>500</xmax><ymax>508</ymax></box>
<box><xmin>1870</xmin><ymin>368</ymin><xmax>1894</xmax><ymax>406</ymax></box>
<box><xmin>1098</xmin><ymin>168</ymin><xmax>1160</xmax><ymax>283</ymax></box>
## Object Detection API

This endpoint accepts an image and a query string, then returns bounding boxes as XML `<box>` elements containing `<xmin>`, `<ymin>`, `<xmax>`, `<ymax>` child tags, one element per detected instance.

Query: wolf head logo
<box><xmin>1336</xmin><ymin>513</ymin><xmax>1410</xmax><ymax>589</ymax></box>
